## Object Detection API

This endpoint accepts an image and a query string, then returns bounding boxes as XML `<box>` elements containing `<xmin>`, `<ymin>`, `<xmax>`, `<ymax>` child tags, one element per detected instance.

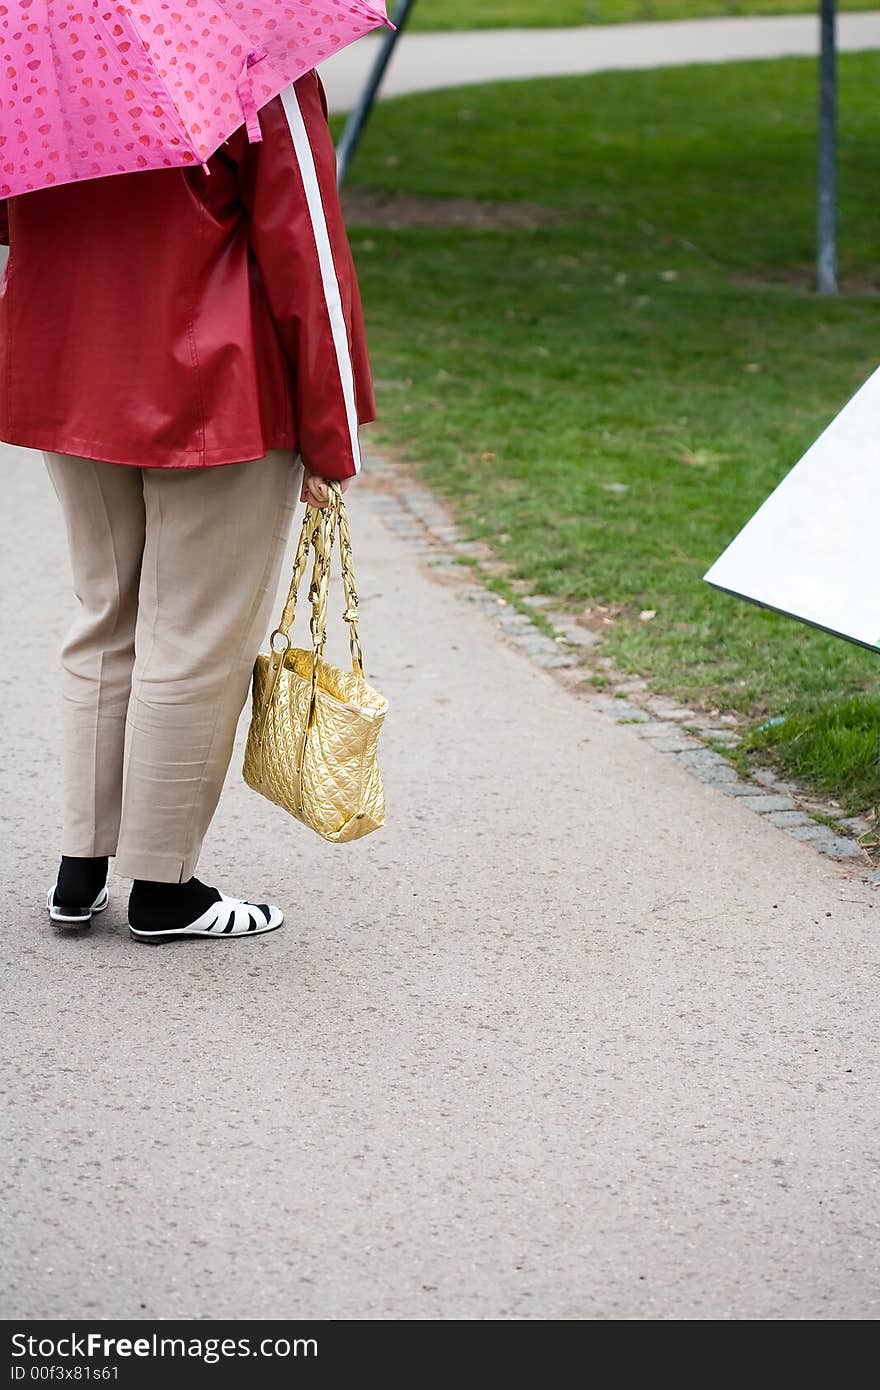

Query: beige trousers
<box><xmin>45</xmin><ymin>450</ymin><xmax>299</xmax><ymax>882</ymax></box>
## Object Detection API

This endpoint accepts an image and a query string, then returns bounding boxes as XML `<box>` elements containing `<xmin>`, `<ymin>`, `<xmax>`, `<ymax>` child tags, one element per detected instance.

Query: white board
<box><xmin>704</xmin><ymin>365</ymin><xmax>880</xmax><ymax>653</ymax></box>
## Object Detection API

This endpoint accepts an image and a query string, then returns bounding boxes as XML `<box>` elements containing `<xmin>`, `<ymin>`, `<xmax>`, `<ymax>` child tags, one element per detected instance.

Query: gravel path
<box><xmin>322</xmin><ymin>13</ymin><xmax>880</xmax><ymax>111</ymax></box>
<box><xmin>3</xmin><ymin>441</ymin><xmax>879</xmax><ymax>1319</ymax></box>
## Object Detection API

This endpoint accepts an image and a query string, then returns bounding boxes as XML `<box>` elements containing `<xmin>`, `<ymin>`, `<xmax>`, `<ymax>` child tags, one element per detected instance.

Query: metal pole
<box><xmin>816</xmin><ymin>0</ymin><xmax>838</xmax><ymax>295</ymax></box>
<box><xmin>336</xmin><ymin>0</ymin><xmax>418</xmax><ymax>189</ymax></box>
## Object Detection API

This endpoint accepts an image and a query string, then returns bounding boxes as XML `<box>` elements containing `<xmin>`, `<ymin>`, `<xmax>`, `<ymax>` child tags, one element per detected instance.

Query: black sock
<box><xmin>128</xmin><ymin>878</ymin><xmax>222</xmax><ymax>932</ymax></box>
<box><xmin>55</xmin><ymin>856</ymin><xmax>108</xmax><ymax>908</ymax></box>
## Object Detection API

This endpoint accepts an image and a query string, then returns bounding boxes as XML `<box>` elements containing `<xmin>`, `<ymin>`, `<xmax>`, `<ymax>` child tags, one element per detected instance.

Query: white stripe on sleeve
<box><xmin>279</xmin><ymin>84</ymin><xmax>362</xmax><ymax>475</ymax></box>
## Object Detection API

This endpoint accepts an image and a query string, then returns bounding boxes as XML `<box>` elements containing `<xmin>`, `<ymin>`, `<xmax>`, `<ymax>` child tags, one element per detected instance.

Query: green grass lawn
<box><xmin>341</xmin><ymin>57</ymin><xmax>880</xmax><ymax>812</ymax></box>
<box><xmin>408</xmin><ymin>0</ymin><xmax>874</xmax><ymax>30</ymax></box>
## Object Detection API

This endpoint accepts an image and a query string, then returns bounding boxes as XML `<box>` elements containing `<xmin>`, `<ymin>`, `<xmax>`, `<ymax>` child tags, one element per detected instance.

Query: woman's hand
<box><xmin>301</xmin><ymin>471</ymin><xmax>352</xmax><ymax>509</ymax></box>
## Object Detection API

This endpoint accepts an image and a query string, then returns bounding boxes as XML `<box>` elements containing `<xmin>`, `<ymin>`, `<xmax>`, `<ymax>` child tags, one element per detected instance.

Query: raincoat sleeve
<box><xmin>236</xmin><ymin>74</ymin><xmax>376</xmax><ymax>482</ymax></box>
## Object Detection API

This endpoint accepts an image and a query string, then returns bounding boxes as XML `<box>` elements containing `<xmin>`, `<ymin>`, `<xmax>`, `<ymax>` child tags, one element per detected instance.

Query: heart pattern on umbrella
<box><xmin>0</xmin><ymin>0</ymin><xmax>389</xmax><ymax>197</ymax></box>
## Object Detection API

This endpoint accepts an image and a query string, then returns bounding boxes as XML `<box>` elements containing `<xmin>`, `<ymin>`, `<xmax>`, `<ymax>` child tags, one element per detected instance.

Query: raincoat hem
<box><xmin>1</xmin><ymin>428</ymin><xmax>296</xmax><ymax>470</ymax></box>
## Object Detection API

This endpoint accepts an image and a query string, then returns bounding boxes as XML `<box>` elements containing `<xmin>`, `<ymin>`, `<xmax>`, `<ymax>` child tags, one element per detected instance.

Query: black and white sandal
<box><xmin>129</xmin><ymin>893</ymin><xmax>283</xmax><ymax>943</ymax></box>
<box><xmin>47</xmin><ymin>884</ymin><xmax>110</xmax><ymax>927</ymax></box>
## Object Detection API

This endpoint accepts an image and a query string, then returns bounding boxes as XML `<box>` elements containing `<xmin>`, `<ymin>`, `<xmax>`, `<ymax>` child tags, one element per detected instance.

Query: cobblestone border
<box><xmin>362</xmin><ymin>454</ymin><xmax>879</xmax><ymax>882</ymax></box>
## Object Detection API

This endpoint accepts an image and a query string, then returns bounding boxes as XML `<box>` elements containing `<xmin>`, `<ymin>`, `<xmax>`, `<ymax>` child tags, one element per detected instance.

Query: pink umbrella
<box><xmin>0</xmin><ymin>0</ymin><xmax>390</xmax><ymax>198</ymax></box>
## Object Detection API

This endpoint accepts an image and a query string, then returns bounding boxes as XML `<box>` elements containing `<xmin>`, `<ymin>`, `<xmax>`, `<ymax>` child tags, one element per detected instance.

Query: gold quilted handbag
<box><xmin>243</xmin><ymin>484</ymin><xmax>388</xmax><ymax>842</ymax></box>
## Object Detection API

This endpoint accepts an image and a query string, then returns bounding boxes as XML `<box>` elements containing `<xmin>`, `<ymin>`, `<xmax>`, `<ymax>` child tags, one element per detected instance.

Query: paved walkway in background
<box><xmin>3</xmin><ymin>439</ymin><xmax>879</xmax><ymax>1320</ymax></box>
<box><xmin>322</xmin><ymin>13</ymin><xmax>880</xmax><ymax>110</ymax></box>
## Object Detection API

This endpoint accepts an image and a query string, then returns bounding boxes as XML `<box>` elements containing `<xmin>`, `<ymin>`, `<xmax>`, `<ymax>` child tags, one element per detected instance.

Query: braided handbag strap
<box><xmin>272</xmin><ymin>483</ymin><xmax>365</xmax><ymax>677</ymax></box>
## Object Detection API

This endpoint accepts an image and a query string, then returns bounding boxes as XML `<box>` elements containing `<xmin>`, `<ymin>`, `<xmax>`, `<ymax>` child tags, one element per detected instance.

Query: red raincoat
<box><xmin>0</xmin><ymin>71</ymin><xmax>374</xmax><ymax>480</ymax></box>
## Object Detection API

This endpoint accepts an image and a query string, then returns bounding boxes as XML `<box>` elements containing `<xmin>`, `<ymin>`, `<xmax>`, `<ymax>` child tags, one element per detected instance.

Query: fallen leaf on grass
<box><xmin>678</xmin><ymin>446</ymin><xmax>726</xmax><ymax>470</ymax></box>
